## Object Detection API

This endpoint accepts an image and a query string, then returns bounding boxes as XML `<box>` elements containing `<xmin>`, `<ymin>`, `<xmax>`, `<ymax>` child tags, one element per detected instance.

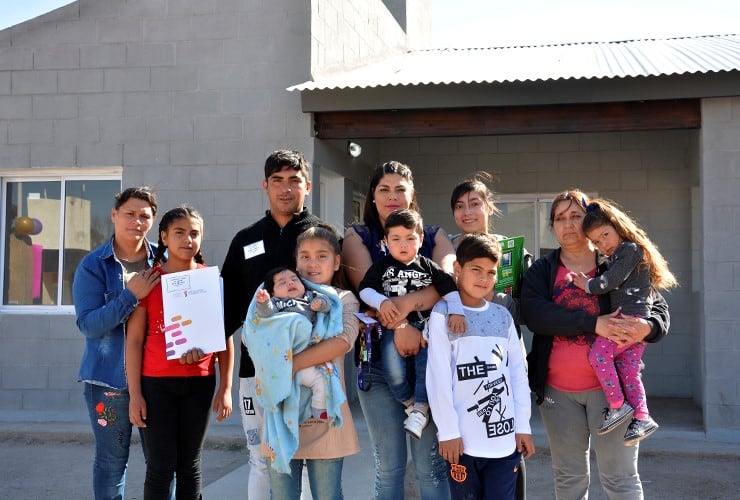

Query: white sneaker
<box><xmin>404</xmin><ymin>410</ymin><xmax>429</xmax><ymax>439</ymax></box>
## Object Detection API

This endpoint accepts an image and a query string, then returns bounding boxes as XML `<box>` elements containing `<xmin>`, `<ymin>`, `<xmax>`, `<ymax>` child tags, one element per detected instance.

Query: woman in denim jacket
<box><xmin>73</xmin><ymin>186</ymin><xmax>161</xmax><ymax>500</ymax></box>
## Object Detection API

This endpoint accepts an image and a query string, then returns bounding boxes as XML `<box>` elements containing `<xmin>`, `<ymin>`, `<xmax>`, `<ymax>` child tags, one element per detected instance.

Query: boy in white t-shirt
<box><xmin>426</xmin><ymin>233</ymin><xmax>535</xmax><ymax>499</ymax></box>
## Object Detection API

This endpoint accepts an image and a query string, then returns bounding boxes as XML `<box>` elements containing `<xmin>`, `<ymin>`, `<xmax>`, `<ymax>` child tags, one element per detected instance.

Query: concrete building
<box><xmin>0</xmin><ymin>0</ymin><xmax>738</xmax><ymax>441</ymax></box>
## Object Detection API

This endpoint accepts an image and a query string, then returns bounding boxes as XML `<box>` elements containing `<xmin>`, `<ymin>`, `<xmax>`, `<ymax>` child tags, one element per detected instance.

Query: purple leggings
<box><xmin>588</xmin><ymin>337</ymin><xmax>649</xmax><ymax>419</ymax></box>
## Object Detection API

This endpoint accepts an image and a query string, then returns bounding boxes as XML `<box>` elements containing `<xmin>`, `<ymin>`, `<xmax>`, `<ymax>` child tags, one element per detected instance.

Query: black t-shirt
<box><xmin>359</xmin><ymin>254</ymin><xmax>457</xmax><ymax>323</ymax></box>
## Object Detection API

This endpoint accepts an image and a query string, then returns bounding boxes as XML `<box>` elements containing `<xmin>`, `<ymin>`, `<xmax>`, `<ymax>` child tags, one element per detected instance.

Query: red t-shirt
<box><xmin>547</xmin><ymin>263</ymin><xmax>601</xmax><ymax>392</ymax></box>
<box><xmin>138</xmin><ymin>266</ymin><xmax>215</xmax><ymax>377</ymax></box>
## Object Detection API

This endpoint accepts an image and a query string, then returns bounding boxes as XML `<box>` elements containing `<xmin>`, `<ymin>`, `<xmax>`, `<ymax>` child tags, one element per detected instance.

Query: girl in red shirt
<box><xmin>126</xmin><ymin>206</ymin><xmax>234</xmax><ymax>500</ymax></box>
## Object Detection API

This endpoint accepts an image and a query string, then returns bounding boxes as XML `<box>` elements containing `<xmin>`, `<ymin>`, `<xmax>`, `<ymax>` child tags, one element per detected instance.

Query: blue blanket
<box><xmin>242</xmin><ymin>280</ymin><xmax>346</xmax><ymax>473</ymax></box>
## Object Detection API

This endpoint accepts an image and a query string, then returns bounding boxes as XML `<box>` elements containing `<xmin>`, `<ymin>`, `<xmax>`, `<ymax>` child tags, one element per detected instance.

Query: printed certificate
<box><xmin>161</xmin><ymin>266</ymin><xmax>226</xmax><ymax>360</ymax></box>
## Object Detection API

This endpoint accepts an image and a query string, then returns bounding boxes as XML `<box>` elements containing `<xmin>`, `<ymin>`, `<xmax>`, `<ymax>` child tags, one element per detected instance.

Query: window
<box><xmin>494</xmin><ymin>192</ymin><xmax>597</xmax><ymax>259</ymax></box>
<box><xmin>494</xmin><ymin>194</ymin><xmax>554</xmax><ymax>260</ymax></box>
<box><xmin>1</xmin><ymin>173</ymin><xmax>120</xmax><ymax>311</ymax></box>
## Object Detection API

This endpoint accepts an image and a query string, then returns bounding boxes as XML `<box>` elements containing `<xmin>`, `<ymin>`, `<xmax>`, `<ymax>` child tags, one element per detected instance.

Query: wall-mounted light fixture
<box><xmin>347</xmin><ymin>141</ymin><xmax>362</xmax><ymax>158</ymax></box>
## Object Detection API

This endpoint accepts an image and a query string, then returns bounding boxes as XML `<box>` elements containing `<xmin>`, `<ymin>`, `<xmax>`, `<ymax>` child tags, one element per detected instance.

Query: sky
<box><xmin>1</xmin><ymin>0</ymin><xmax>739</xmax><ymax>46</ymax></box>
<box><xmin>430</xmin><ymin>0</ymin><xmax>740</xmax><ymax>47</ymax></box>
<box><xmin>0</xmin><ymin>0</ymin><xmax>75</xmax><ymax>31</ymax></box>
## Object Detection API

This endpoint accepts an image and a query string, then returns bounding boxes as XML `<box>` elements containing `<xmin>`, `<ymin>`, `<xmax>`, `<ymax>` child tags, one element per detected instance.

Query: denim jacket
<box><xmin>73</xmin><ymin>236</ymin><xmax>156</xmax><ymax>389</ymax></box>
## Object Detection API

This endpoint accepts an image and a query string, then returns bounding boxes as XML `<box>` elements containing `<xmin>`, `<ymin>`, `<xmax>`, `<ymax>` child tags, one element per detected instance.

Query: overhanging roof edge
<box><xmin>296</xmin><ymin>71</ymin><xmax>740</xmax><ymax>113</ymax></box>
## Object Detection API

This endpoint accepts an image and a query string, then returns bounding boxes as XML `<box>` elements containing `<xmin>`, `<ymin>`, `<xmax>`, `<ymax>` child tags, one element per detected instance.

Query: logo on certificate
<box><xmin>164</xmin><ymin>315</ymin><xmax>193</xmax><ymax>358</ymax></box>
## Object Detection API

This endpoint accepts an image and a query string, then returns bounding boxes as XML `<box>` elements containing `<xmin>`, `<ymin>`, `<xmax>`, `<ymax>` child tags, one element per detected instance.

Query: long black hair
<box><xmin>153</xmin><ymin>205</ymin><xmax>205</xmax><ymax>266</ymax></box>
<box><xmin>361</xmin><ymin>161</ymin><xmax>419</xmax><ymax>232</ymax></box>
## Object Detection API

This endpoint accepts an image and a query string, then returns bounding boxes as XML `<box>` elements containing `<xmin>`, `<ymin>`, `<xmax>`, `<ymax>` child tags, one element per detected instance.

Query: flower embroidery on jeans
<box><xmin>95</xmin><ymin>401</ymin><xmax>117</xmax><ymax>427</ymax></box>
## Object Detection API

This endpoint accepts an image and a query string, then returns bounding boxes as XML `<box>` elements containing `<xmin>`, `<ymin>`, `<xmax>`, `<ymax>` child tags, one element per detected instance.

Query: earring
<box><xmin>372</xmin><ymin>200</ymin><xmax>376</xmax><ymax>204</ymax></box>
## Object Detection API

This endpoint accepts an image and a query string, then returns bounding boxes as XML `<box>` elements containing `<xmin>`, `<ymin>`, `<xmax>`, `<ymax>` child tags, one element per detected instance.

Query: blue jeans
<box><xmin>84</xmin><ymin>382</ymin><xmax>139</xmax><ymax>500</ymax></box>
<box><xmin>269</xmin><ymin>457</ymin><xmax>344</xmax><ymax>500</ymax></box>
<box><xmin>358</xmin><ymin>365</ymin><xmax>449</xmax><ymax>500</ymax></box>
<box><xmin>380</xmin><ymin>325</ymin><xmax>428</xmax><ymax>405</ymax></box>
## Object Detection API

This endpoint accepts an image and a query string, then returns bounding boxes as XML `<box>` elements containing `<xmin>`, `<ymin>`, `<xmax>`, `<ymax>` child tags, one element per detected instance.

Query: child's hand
<box><xmin>569</xmin><ymin>272</ymin><xmax>589</xmax><ymax>291</ymax></box>
<box><xmin>180</xmin><ymin>348</ymin><xmax>205</xmax><ymax>365</ymax></box>
<box><xmin>516</xmin><ymin>433</ymin><xmax>536</xmax><ymax>459</ymax></box>
<box><xmin>256</xmin><ymin>288</ymin><xmax>270</xmax><ymax>303</ymax></box>
<box><xmin>310</xmin><ymin>298</ymin><xmax>323</xmax><ymax>311</ymax></box>
<box><xmin>447</xmin><ymin>314</ymin><xmax>466</xmax><ymax>335</ymax></box>
<box><xmin>213</xmin><ymin>386</ymin><xmax>233</xmax><ymax>422</ymax></box>
<box><xmin>439</xmin><ymin>437</ymin><xmax>464</xmax><ymax>464</ymax></box>
<box><xmin>378</xmin><ymin>300</ymin><xmax>401</xmax><ymax>326</ymax></box>
<box><xmin>128</xmin><ymin>394</ymin><xmax>147</xmax><ymax>428</ymax></box>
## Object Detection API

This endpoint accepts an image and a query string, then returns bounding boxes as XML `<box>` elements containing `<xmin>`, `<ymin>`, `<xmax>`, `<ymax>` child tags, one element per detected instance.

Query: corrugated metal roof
<box><xmin>288</xmin><ymin>34</ymin><xmax>740</xmax><ymax>91</ymax></box>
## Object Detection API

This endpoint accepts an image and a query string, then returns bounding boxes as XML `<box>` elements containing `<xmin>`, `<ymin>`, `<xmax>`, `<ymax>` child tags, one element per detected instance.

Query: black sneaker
<box><xmin>624</xmin><ymin>416</ymin><xmax>659</xmax><ymax>446</ymax></box>
<box><xmin>597</xmin><ymin>403</ymin><xmax>634</xmax><ymax>435</ymax></box>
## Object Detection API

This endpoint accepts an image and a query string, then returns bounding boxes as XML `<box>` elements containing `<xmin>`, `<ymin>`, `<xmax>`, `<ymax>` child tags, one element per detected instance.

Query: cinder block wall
<box><xmin>700</xmin><ymin>98</ymin><xmax>740</xmax><ymax>439</ymax></box>
<box><xmin>0</xmin><ymin>314</ymin><xmax>79</xmax><ymax>409</ymax></box>
<box><xmin>0</xmin><ymin>0</ymin><xmax>317</xmax><ymax>411</ymax></box>
<box><xmin>379</xmin><ymin>129</ymin><xmax>696</xmax><ymax>399</ymax></box>
<box><xmin>311</xmin><ymin>0</ymin><xmax>408</xmax><ymax>77</ymax></box>
<box><xmin>0</xmin><ymin>0</ymin><xmax>415</xmax><ymax>411</ymax></box>
<box><xmin>0</xmin><ymin>0</ymin><xmax>317</xmax><ymax>269</ymax></box>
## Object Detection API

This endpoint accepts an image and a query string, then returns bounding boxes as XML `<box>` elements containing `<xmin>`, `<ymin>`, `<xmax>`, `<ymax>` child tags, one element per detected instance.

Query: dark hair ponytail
<box><xmin>154</xmin><ymin>205</ymin><xmax>205</xmax><ymax>266</ymax></box>
<box><xmin>153</xmin><ymin>235</ymin><xmax>167</xmax><ymax>266</ymax></box>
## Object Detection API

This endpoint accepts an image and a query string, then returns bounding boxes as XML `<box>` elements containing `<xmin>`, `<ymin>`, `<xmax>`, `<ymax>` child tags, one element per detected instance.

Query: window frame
<box><xmin>0</xmin><ymin>168</ymin><xmax>121</xmax><ymax>315</ymax></box>
<box><xmin>495</xmin><ymin>191</ymin><xmax>597</xmax><ymax>260</ymax></box>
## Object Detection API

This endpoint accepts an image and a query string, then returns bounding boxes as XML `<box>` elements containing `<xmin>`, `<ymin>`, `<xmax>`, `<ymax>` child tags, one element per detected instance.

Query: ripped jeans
<box><xmin>357</xmin><ymin>365</ymin><xmax>450</xmax><ymax>500</ymax></box>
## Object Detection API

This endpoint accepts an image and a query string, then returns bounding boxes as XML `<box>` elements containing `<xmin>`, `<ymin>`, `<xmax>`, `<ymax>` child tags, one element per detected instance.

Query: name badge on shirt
<box><xmin>243</xmin><ymin>241</ymin><xmax>265</xmax><ymax>260</ymax></box>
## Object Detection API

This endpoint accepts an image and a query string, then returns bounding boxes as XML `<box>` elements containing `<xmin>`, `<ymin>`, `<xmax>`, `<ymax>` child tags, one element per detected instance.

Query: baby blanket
<box><xmin>243</xmin><ymin>280</ymin><xmax>346</xmax><ymax>473</ymax></box>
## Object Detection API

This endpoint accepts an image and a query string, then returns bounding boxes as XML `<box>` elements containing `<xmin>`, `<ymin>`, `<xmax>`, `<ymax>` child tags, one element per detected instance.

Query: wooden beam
<box><xmin>313</xmin><ymin>100</ymin><xmax>701</xmax><ymax>139</ymax></box>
